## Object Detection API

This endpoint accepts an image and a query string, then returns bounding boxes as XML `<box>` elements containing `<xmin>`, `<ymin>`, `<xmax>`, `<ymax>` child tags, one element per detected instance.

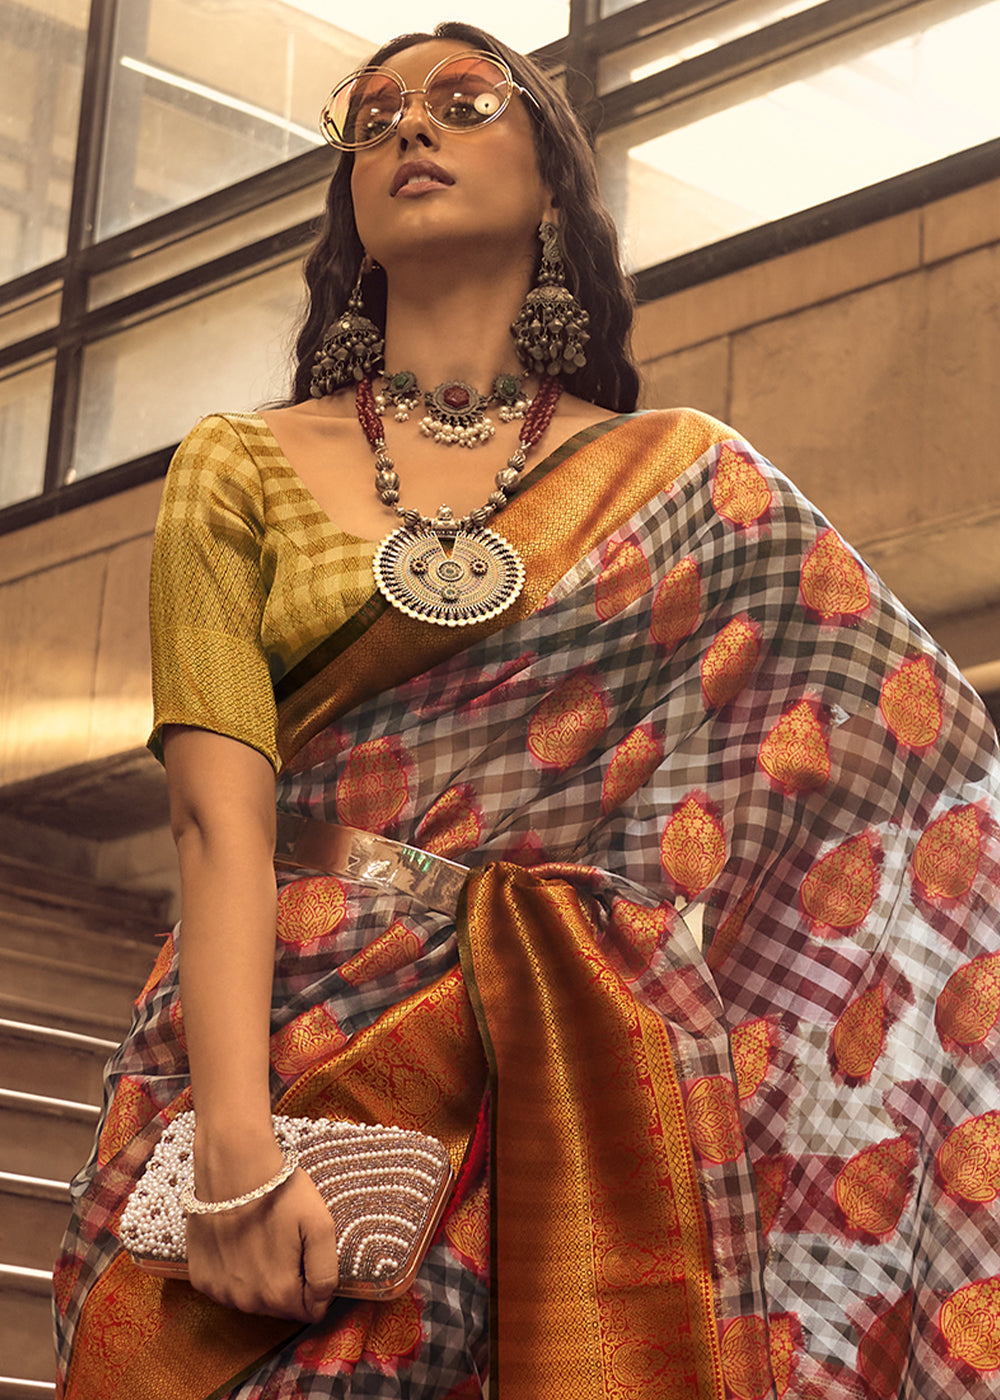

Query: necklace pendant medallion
<box><xmin>373</xmin><ymin>524</ymin><xmax>525</xmax><ymax>627</ymax></box>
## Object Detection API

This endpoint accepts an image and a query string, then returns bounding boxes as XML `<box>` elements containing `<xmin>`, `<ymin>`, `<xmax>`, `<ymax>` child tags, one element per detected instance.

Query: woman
<box><xmin>54</xmin><ymin>21</ymin><xmax>1000</xmax><ymax>1400</ymax></box>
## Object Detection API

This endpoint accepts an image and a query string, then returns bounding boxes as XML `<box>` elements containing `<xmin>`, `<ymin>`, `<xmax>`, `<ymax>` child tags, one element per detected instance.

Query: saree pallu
<box><xmin>54</xmin><ymin>411</ymin><xmax>1000</xmax><ymax>1399</ymax></box>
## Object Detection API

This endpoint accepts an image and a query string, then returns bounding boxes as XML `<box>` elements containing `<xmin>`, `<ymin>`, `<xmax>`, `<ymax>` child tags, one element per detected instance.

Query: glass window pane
<box><xmin>96</xmin><ymin>1</ymin><xmax>570</xmax><ymax>241</ymax></box>
<box><xmin>89</xmin><ymin>181</ymin><xmax>325</xmax><ymax>309</ymax></box>
<box><xmin>72</xmin><ymin>260</ymin><xmax>303</xmax><ymax>479</ymax></box>
<box><xmin>598</xmin><ymin>0</ymin><xmax>1000</xmax><ymax>271</ymax></box>
<box><xmin>325</xmin><ymin>0</ymin><xmax>570</xmax><ymax>52</ymax></box>
<box><xmin>95</xmin><ymin>0</ymin><xmax>372</xmax><ymax>240</ymax></box>
<box><xmin>0</xmin><ymin>359</ymin><xmax>55</xmax><ymax>508</ymax></box>
<box><xmin>0</xmin><ymin>0</ymin><xmax>89</xmax><ymax>281</ymax></box>
<box><xmin>0</xmin><ymin>287</ymin><xmax>61</xmax><ymax>352</ymax></box>
<box><xmin>599</xmin><ymin>0</ymin><xmax>824</xmax><ymax>92</ymax></box>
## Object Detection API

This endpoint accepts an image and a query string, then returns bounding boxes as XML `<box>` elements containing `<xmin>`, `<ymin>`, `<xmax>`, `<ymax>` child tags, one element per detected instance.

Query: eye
<box><xmin>355</xmin><ymin>106</ymin><xmax>395</xmax><ymax>141</ymax></box>
<box><xmin>431</xmin><ymin>80</ymin><xmax>505</xmax><ymax>127</ymax></box>
<box><xmin>440</xmin><ymin>95</ymin><xmax>481</xmax><ymax>126</ymax></box>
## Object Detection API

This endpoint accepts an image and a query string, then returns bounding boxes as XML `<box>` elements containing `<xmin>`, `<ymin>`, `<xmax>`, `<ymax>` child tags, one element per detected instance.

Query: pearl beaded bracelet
<box><xmin>179</xmin><ymin>1150</ymin><xmax>297</xmax><ymax>1216</ymax></box>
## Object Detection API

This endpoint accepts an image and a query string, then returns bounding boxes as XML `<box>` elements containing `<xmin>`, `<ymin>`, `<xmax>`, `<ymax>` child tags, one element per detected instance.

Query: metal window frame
<box><xmin>1</xmin><ymin>0</ymin><xmax>998</xmax><ymax>534</ymax></box>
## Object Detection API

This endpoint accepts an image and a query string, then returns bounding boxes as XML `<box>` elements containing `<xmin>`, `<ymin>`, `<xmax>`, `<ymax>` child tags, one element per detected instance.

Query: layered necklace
<box><xmin>375</xmin><ymin>370</ymin><xmax>530</xmax><ymax>448</ymax></box>
<box><xmin>357</xmin><ymin>374</ymin><xmax>562</xmax><ymax>628</ymax></box>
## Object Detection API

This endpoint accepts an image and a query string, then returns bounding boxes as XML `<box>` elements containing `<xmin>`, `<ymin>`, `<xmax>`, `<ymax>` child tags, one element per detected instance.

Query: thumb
<box><xmin>301</xmin><ymin>1214</ymin><xmax>340</xmax><ymax>1319</ymax></box>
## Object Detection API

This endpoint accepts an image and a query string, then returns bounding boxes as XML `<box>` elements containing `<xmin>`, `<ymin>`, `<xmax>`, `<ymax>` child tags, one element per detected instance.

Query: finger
<box><xmin>301</xmin><ymin>1220</ymin><xmax>340</xmax><ymax>1319</ymax></box>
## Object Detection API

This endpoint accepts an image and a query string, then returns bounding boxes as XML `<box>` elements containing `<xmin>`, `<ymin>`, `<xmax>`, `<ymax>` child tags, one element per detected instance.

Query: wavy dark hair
<box><xmin>289</xmin><ymin>21</ymin><xmax>638</xmax><ymax>412</ymax></box>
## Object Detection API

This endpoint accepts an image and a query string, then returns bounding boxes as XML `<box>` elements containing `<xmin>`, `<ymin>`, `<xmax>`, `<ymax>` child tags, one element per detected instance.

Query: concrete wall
<box><xmin>0</xmin><ymin>172</ymin><xmax>997</xmax><ymax>883</ymax></box>
<box><xmin>0</xmin><ymin>481</ymin><xmax>161</xmax><ymax>790</ymax></box>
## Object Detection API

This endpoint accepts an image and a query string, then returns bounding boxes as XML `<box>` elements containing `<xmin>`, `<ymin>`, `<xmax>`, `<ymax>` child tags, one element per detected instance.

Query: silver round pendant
<box><xmin>373</xmin><ymin>525</ymin><xmax>526</xmax><ymax>627</ymax></box>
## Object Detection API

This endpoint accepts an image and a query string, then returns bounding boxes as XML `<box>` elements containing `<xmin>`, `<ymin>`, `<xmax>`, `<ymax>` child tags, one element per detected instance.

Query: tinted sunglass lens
<box><xmin>426</xmin><ymin>57</ymin><xmax>510</xmax><ymax>130</ymax></box>
<box><xmin>324</xmin><ymin>72</ymin><xmax>402</xmax><ymax>147</ymax></box>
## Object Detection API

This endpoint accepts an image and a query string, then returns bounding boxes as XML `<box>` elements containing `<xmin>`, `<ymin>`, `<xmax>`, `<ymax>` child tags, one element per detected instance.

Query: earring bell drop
<box><xmin>511</xmin><ymin>222</ymin><xmax>590</xmax><ymax>377</ymax></box>
<box><xmin>310</xmin><ymin>264</ymin><xmax>384</xmax><ymax>396</ymax></box>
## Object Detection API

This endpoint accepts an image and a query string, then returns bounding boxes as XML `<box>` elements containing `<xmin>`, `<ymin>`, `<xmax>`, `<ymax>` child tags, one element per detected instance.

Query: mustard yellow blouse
<box><xmin>148</xmin><ymin>413</ymin><xmax>376</xmax><ymax>770</ymax></box>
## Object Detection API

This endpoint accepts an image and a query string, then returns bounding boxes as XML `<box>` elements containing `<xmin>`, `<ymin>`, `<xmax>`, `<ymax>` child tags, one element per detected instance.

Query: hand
<box><xmin>185</xmin><ymin>1142</ymin><xmax>340</xmax><ymax>1322</ymax></box>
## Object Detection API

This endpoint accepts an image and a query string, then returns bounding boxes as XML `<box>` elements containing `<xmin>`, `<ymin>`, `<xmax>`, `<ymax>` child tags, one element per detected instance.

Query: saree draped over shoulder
<box><xmin>54</xmin><ymin>409</ymin><xmax>1000</xmax><ymax>1400</ymax></box>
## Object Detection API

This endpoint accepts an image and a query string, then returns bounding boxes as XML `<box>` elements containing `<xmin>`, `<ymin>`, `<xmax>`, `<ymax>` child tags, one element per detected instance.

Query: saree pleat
<box><xmin>458</xmin><ymin>863</ymin><xmax>725</xmax><ymax>1399</ymax></box>
<box><xmin>54</xmin><ymin>411</ymin><xmax>1000</xmax><ymax>1399</ymax></box>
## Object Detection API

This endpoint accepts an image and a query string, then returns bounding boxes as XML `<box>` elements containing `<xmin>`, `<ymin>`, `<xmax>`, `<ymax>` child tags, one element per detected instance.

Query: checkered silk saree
<box><xmin>55</xmin><ymin>411</ymin><xmax>1000</xmax><ymax>1399</ymax></box>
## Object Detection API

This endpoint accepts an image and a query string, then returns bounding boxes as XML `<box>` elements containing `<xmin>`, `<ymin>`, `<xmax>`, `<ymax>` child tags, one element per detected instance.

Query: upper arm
<box><xmin>162</xmin><ymin>725</ymin><xmax>277</xmax><ymax>855</ymax></box>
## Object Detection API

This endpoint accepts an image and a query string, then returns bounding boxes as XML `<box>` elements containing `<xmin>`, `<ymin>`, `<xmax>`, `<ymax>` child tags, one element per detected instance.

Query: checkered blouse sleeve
<box><xmin>147</xmin><ymin>415</ymin><xmax>278</xmax><ymax>769</ymax></box>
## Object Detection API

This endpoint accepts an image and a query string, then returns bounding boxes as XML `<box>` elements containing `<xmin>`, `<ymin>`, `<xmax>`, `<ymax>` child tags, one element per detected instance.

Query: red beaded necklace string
<box><xmin>356</xmin><ymin>374</ymin><xmax>562</xmax><ymax>533</ymax></box>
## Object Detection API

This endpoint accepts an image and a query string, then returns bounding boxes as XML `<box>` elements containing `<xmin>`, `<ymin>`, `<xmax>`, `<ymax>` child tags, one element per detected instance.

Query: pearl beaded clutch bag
<box><xmin>119</xmin><ymin>1111</ymin><xmax>454</xmax><ymax>1301</ymax></box>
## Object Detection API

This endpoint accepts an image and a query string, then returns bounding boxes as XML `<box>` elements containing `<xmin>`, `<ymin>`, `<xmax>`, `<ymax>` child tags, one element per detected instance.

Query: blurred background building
<box><xmin>0</xmin><ymin>2</ymin><xmax>999</xmax><ymax>1389</ymax></box>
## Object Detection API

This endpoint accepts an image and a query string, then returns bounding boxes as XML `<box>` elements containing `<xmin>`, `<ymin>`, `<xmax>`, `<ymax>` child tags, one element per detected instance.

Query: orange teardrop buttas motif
<box><xmin>936</xmin><ymin>953</ymin><xmax>1000</xmax><ymax>1049</ymax></box>
<box><xmin>600</xmin><ymin>725</ymin><xmax>662</xmax><ymax>814</ymax></box>
<box><xmin>753</xmin><ymin>1157</ymin><xmax>786</xmax><ymax>1234</ymax></box>
<box><xmin>97</xmin><ymin>1076</ymin><xmax>158</xmax><ymax>1167</ymax></box>
<box><xmin>339</xmin><ymin>920</ymin><xmax>424</xmax><ymax>986</ymax></box>
<box><xmin>799</xmin><ymin>529</ymin><xmax>870</xmax><ymax>620</ymax></box>
<box><xmin>731</xmin><ymin>1019</ymin><xmax>772</xmax><ymax>1101</ymax></box>
<box><xmin>831</xmin><ymin>985</ymin><xmax>885</xmax><ymax>1079</ymax></box>
<box><xmin>649</xmin><ymin>555</ymin><xmax>701</xmax><ymax>650</ymax></box>
<box><xmin>415</xmin><ymin>785</ymin><xmax>483</xmax><ymax>857</ymax></box>
<box><xmin>758</xmin><ymin>700</ymin><xmax>831</xmax><ymax>793</ymax></box>
<box><xmin>526</xmin><ymin>671</ymin><xmax>608</xmax><ymax>771</ymax></box>
<box><xmin>939</xmin><ymin>1277</ymin><xmax>1000</xmax><ymax>1371</ymax></box>
<box><xmin>938</xmin><ymin>1112</ymin><xmax>1000</xmax><ymax>1204</ymax></box>
<box><xmin>659</xmin><ymin>793</ymin><xmax>726</xmax><ymax>898</ymax></box>
<box><xmin>712</xmin><ymin>446</ymin><xmax>772</xmax><ymax>527</ymax></box>
<box><xmin>857</xmin><ymin>1294</ymin><xmax>912</xmax><ymax>1399</ymax></box>
<box><xmin>912</xmin><ymin>805</ymin><xmax>982</xmax><ymax>900</ymax></box>
<box><xmin>706</xmin><ymin>885</ymin><xmax>756</xmax><ymax>971</ymax></box>
<box><xmin>720</xmin><ymin>1315</ymin><xmax>772</xmax><ymax>1400</ymax></box>
<box><xmin>336</xmin><ymin>737</ymin><xmax>409</xmax><ymax>832</ymax></box>
<box><xmin>701</xmin><ymin>616</ymin><xmax>761</xmax><ymax>708</ymax></box>
<box><xmin>276</xmin><ymin>876</ymin><xmax>347</xmax><ymax>948</ymax></box>
<box><xmin>270</xmin><ymin>1004</ymin><xmax>346</xmax><ymax>1078</ymax></box>
<box><xmin>595</xmin><ymin>537</ymin><xmax>652</xmax><ymax>619</ymax></box>
<box><xmin>880</xmin><ymin>656</ymin><xmax>942</xmax><ymax>749</ymax></box>
<box><xmin>834</xmin><ymin>1136</ymin><xmax>915</xmax><ymax>1235</ymax></box>
<box><xmin>800</xmin><ymin>835</ymin><xmax>879</xmax><ymax>932</ymax></box>
<box><xmin>768</xmin><ymin>1314</ymin><xmax>799</xmax><ymax>1399</ymax></box>
<box><xmin>686</xmin><ymin>1076</ymin><xmax>744</xmax><ymax>1164</ymax></box>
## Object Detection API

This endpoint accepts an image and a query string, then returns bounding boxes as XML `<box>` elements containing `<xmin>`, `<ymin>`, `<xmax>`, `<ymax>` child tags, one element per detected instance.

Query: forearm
<box><xmin>177</xmin><ymin>824</ymin><xmax>277</xmax><ymax>1138</ymax></box>
<box><xmin>163</xmin><ymin>726</ymin><xmax>283</xmax><ymax>1196</ymax></box>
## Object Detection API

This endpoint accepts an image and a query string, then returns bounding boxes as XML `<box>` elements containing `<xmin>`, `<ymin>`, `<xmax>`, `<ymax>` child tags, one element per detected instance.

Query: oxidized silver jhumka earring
<box><xmin>357</xmin><ymin>374</ymin><xmax>562</xmax><ymax>626</ymax></box>
<box><xmin>310</xmin><ymin>263</ymin><xmax>384</xmax><ymax>395</ymax></box>
<box><xmin>511</xmin><ymin>222</ymin><xmax>590</xmax><ymax>376</ymax></box>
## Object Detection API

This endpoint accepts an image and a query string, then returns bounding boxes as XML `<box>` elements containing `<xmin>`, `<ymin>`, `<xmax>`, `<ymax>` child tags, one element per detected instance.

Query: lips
<box><xmin>389</xmin><ymin>161</ymin><xmax>455</xmax><ymax>197</ymax></box>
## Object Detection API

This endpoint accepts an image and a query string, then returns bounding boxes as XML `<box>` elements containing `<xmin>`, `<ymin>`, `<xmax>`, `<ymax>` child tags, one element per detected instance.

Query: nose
<box><xmin>394</xmin><ymin>90</ymin><xmax>439</xmax><ymax>151</ymax></box>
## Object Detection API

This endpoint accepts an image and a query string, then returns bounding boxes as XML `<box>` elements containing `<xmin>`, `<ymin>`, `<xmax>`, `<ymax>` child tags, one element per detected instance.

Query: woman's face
<box><xmin>350</xmin><ymin>39</ymin><xmax>554</xmax><ymax>272</ymax></box>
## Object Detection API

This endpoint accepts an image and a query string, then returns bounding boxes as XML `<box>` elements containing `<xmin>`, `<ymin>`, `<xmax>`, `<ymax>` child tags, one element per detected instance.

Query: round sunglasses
<box><xmin>320</xmin><ymin>51</ymin><xmax>538</xmax><ymax>151</ymax></box>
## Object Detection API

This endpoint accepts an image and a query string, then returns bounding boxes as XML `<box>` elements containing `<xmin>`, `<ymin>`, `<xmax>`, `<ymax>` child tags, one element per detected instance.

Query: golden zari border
<box><xmin>277</xmin><ymin>409</ymin><xmax>733</xmax><ymax>766</ymax></box>
<box><xmin>457</xmin><ymin>862</ymin><xmax>725</xmax><ymax>1400</ymax></box>
<box><xmin>61</xmin><ymin>969</ymin><xmax>488</xmax><ymax>1400</ymax></box>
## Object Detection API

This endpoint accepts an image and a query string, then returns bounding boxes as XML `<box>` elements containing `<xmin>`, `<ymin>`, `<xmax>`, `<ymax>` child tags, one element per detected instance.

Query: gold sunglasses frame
<box><xmin>320</xmin><ymin>50</ymin><xmax>539</xmax><ymax>151</ymax></box>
